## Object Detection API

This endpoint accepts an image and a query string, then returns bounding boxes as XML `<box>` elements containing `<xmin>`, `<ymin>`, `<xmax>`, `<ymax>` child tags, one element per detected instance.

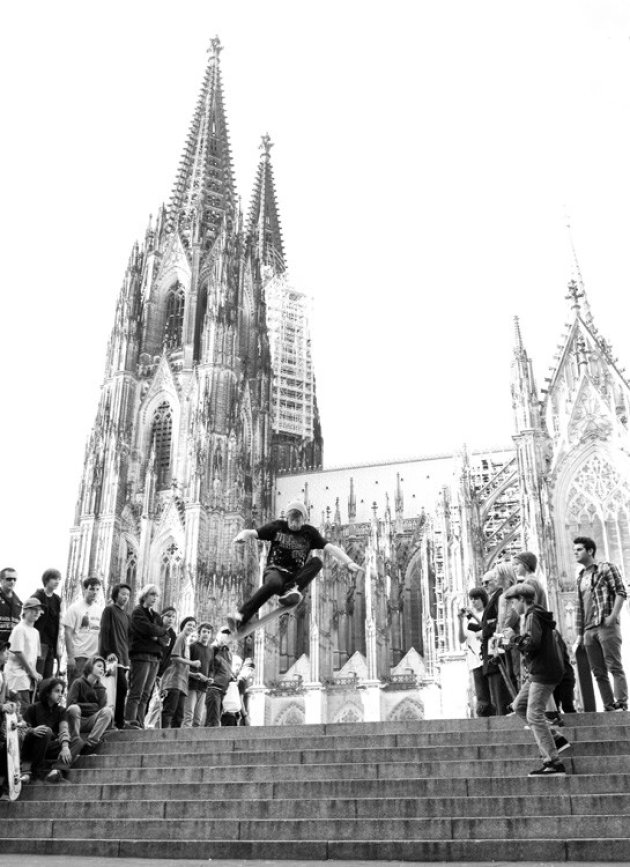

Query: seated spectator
<box><xmin>5</xmin><ymin>597</ymin><xmax>44</xmax><ymax>711</ymax></box>
<box><xmin>205</xmin><ymin>627</ymin><xmax>233</xmax><ymax>727</ymax></box>
<box><xmin>458</xmin><ymin>587</ymin><xmax>492</xmax><ymax>717</ymax></box>
<box><xmin>66</xmin><ymin>656</ymin><xmax>114</xmax><ymax>753</ymax></box>
<box><xmin>21</xmin><ymin>677</ymin><xmax>84</xmax><ymax>782</ymax></box>
<box><xmin>183</xmin><ymin>622</ymin><xmax>213</xmax><ymax>727</ymax></box>
<box><xmin>160</xmin><ymin>617</ymin><xmax>201</xmax><ymax>728</ymax></box>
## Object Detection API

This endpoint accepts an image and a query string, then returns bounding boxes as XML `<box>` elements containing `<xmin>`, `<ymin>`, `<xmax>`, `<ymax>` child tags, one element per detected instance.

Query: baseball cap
<box><xmin>22</xmin><ymin>597</ymin><xmax>45</xmax><ymax>611</ymax></box>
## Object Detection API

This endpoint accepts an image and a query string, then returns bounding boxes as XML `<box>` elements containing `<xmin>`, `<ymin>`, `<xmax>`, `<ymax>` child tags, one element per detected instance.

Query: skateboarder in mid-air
<box><xmin>228</xmin><ymin>501</ymin><xmax>362</xmax><ymax>632</ymax></box>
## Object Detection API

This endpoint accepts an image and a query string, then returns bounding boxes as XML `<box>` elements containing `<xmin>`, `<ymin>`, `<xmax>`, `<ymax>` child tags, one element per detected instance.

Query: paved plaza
<box><xmin>0</xmin><ymin>858</ymin><xmax>620</xmax><ymax>867</ymax></box>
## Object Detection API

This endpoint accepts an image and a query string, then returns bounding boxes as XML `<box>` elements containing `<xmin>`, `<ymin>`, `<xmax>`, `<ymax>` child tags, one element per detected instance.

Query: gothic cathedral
<box><xmin>67</xmin><ymin>39</ymin><xmax>630</xmax><ymax>723</ymax></box>
<box><xmin>67</xmin><ymin>39</ymin><xmax>322</xmax><ymax>625</ymax></box>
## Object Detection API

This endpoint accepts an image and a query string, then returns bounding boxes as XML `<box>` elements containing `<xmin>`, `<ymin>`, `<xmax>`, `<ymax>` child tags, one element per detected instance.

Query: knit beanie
<box><xmin>285</xmin><ymin>501</ymin><xmax>308</xmax><ymax>520</ymax></box>
<box><xmin>513</xmin><ymin>552</ymin><xmax>537</xmax><ymax>574</ymax></box>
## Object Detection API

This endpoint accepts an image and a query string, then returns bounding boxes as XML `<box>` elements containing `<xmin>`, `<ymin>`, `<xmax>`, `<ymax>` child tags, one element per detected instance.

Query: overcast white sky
<box><xmin>2</xmin><ymin>0</ymin><xmax>630</xmax><ymax>597</ymax></box>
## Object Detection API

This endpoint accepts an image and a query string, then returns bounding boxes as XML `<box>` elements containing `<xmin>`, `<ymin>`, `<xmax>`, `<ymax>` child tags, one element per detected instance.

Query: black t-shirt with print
<box><xmin>257</xmin><ymin>520</ymin><xmax>328</xmax><ymax>575</ymax></box>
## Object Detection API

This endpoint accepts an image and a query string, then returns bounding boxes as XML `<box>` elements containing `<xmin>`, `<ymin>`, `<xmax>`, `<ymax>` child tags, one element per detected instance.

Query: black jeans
<box><xmin>161</xmin><ymin>688</ymin><xmax>185</xmax><ymax>728</ymax></box>
<box><xmin>238</xmin><ymin>557</ymin><xmax>323</xmax><ymax>625</ymax></box>
<box><xmin>472</xmin><ymin>667</ymin><xmax>493</xmax><ymax>716</ymax></box>
<box><xmin>205</xmin><ymin>687</ymin><xmax>223</xmax><ymax>727</ymax></box>
<box><xmin>36</xmin><ymin>642</ymin><xmax>58</xmax><ymax>679</ymax></box>
<box><xmin>22</xmin><ymin>731</ymin><xmax>83</xmax><ymax>778</ymax></box>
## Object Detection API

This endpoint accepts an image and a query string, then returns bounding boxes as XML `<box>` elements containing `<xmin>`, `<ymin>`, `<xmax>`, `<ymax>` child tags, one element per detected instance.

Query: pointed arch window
<box><xmin>152</xmin><ymin>401</ymin><xmax>173</xmax><ymax>489</ymax></box>
<box><xmin>164</xmin><ymin>283</ymin><xmax>185</xmax><ymax>350</ymax></box>
<box><xmin>161</xmin><ymin>542</ymin><xmax>183</xmax><ymax>609</ymax></box>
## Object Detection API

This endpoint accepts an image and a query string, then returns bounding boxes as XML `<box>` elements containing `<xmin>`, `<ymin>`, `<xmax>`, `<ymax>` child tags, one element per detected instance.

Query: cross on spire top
<box><xmin>208</xmin><ymin>36</ymin><xmax>223</xmax><ymax>58</ymax></box>
<box><xmin>566</xmin><ymin>279</ymin><xmax>583</xmax><ymax>312</ymax></box>
<box><xmin>260</xmin><ymin>133</ymin><xmax>274</xmax><ymax>157</ymax></box>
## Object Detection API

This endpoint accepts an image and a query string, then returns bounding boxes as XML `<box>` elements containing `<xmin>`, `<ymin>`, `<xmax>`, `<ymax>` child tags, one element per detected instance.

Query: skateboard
<box><xmin>236</xmin><ymin>601</ymin><xmax>300</xmax><ymax>639</ymax></box>
<box><xmin>5</xmin><ymin>712</ymin><xmax>22</xmax><ymax>801</ymax></box>
<box><xmin>103</xmin><ymin>661</ymin><xmax>127</xmax><ymax>713</ymax></box>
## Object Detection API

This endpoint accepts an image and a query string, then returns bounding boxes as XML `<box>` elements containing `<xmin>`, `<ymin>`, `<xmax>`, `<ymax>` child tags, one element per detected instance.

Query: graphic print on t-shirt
<box><xmin>257</xmin><ymin>521</ymin><xmax>328</xmax><ymax>575</ymax></box>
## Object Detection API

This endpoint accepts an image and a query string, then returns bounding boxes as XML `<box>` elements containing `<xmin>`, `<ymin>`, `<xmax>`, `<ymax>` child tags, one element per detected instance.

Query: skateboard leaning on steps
<box><xmin>103</xmin><ymin>660</ymin><xmax>128</xmax><ymax>714</ymax></box>
<box><xmin>236</xmin><ymin>601</ymin><xmax>301</xmax><ymax>639</ymax></box>
<box><xmin>5</xmin><ymin>712</ymin><xmax>22</xmax><ymax>801</ymax></box>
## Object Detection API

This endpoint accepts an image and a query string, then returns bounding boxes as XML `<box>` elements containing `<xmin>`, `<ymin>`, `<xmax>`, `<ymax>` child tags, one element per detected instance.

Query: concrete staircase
<box><xmin>2</xmin><ymin>711</ymin><xmax>630</xmax><ymax>861</ymax></box>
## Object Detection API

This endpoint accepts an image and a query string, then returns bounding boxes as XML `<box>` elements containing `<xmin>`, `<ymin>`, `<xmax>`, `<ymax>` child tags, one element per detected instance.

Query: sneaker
<box><xmin>604</xmin><ymin>704</ymin><xmax>617</xmax><ymax>712</ymax></box>
<box><xmin>227</xmin><ymin>614</ymin><xmax>243</xmax><ymax>633</ymax></box>
<box><xmin>614</xmin><ymin>701</ymin><xmax>628</xmax><ymax>712</ymax></box>
<box><xmin>528</xmin><ymin>760</ymin><xmax>566</xmax><ymax>777</ymax></box>
<box><xmin>123</xmin><ymin>720</ymin><xmax>142</xmax><ymax>730</ymax></box>
<box><xmin>81</xmin><ymin>741</ymin><xmax>100</xmax><ymax>755</ymax></box>
<box><xmin>278</xmin><ymin>587</ymin><xmax>303</xmax><ymax>607</ymax></box>
<box><xmin>554</xmin><ymin>734</ymin><xmax>572</xmax><ymax>754</ymax></box>
<box><xmin>45</xmin><ymin>770</ymin><xmax>62</xmax><ymax>783</ymax></box>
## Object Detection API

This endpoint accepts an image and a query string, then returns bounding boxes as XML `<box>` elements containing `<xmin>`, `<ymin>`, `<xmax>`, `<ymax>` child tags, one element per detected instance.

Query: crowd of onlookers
<box><xmin>1</xmin><ymin>531</ymin><xmax>628</xmax><ymax>791</ymax></box>
<box><xmin>459</xmin><ymin>537</ymin><xmax>628</xmax><ymax>775</ymax></box>
<box><xmin>0</xmin><ymin>567</ymin><xmax>253</xmax><ymax>796</ymax></box>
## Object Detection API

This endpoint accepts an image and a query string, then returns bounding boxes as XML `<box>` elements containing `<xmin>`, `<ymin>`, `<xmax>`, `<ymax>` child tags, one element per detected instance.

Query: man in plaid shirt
<box><xmin>574</xmin><ymin>536</ymin><xmax>628</xmax><ymax>711</ymax></box>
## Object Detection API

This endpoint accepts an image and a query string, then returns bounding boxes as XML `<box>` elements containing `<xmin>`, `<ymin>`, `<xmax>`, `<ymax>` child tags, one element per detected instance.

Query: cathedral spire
<box><xmin>167</xmin><ymin>36</ymin><xmax>236</xmax><ymax>247</ymax></box>
<box><xmin>565</xmin><ymin>217</ymin><xmax>595</xmax><ymax>329</ymax></box>
<box><xmin>511</xmin><ymin>316</ymin><xmax>541</xmax><ymax>432</ymax></box>
<box><xmin>246</xmin><ymin>133</ymin><xmax>286</xmax><ymax>273</ymax></box>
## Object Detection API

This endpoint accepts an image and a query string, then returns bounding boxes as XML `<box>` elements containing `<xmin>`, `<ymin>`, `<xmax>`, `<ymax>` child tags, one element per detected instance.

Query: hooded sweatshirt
<box><xmin>515</xmin><ymin>604</ymin><xmax>564</xmax><ymax>684</ymax></box>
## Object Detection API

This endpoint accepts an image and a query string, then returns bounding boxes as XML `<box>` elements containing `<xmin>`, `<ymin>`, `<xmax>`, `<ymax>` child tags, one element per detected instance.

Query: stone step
<box><xmin>3</xmin><ymin>835</ymin><xmax>630</xmax><ymax>862</ymax></box>
<box><xmin>5</xmin><ymin>792</ymin><xmax>630</xmax><ymax>820</ymax></box>
<box><xmin>79</xmin><ymin>738</ymin><xmax>628</xmax><ymax>770</ymax></box>
<box><xmin>62</xmin><ymin>753</ymin><xmax>630</xmax><ymax>784</ymax></box>
<box><xmin>12</xmin><ymin>771</ymin><xmax>630</xmax><ymax>803</ymax></box>
<box><xmin>98</xmin><ymin>722</ymin><xmax>630</xmax><ymax>754</ymax></box>
<box><xmin>2</xmin><ymin>814</ymin><xmax>630</xmax><ymax>841</ymax></box>
<box><xmin>108</xmin><ymin>710</ymin><xmax>630</xmax><ymax>740</ymax></box>
<box><xmin>7</xmin><ymin>714</ymin><xmax>630</xmax><ymax>861</ymax></box>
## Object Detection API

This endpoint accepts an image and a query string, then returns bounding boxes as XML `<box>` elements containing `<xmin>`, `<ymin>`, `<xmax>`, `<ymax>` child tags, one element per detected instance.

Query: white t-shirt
<box><xmin>465</xmin><ymin>623</ymin><xmax>483</xmax><ymax>671</ymax></box>
<box><xmin>62</xmin><ymin>599</ymin><xmax>104</xmax><ymax>659</ymax></box>
<box><xmin>5</xmin><ymin>621</ymin><xmax>41</xmax><ymax>691</ymax></box>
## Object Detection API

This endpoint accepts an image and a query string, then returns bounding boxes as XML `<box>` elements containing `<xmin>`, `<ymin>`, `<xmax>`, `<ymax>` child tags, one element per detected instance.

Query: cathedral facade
<box><xmin>67</xmin><ymin>39</ymin><xmax>321</xmax><ymax>625</ymax></box>
<box><xmin>67</xmin><ymin>40</ymin><xmax>630</xmax><ymax>724</ymax></box>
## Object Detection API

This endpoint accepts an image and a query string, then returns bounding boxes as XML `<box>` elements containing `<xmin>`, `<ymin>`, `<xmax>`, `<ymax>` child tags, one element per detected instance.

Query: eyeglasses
<box><xmin>2</xmin><ymin>577</ymin><xmax>17</xmax><ymax>583</ymax></box>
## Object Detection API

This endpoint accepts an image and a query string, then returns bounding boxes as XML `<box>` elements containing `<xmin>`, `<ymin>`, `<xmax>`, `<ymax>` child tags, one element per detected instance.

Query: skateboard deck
<box><xmin>103</xmin><ymin>662</ymin><xmax>121</xmax><ymax>712</ymax></box>
<box><xmin>6</xmin><ymin>712</ymin><xmax>22</xmax><ymax>801</ymax></box>
<box><xmin>236</xmin><ymin>602</ymin><xmax>300</xmax><ymax>639</ymax></box>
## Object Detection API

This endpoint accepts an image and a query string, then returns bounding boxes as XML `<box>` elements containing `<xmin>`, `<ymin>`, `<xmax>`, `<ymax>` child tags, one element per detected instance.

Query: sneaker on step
<box><xmin>226</xmin><ymin>614</ymin><xmax>242</xmax><ymax>633</ymax></box>
<box><xmin>123</xmin><ymin>720</ymin><xmax>142</xmax><ymax>730</ymax></box>
<box><xmin>614</xmin><ymin>701</ymin><xmax>628</xmax><ymax>711</ymax></box>
<box><xmin>278</xmin><ymin>587</ymin><xmax>303</xmax><ymax>607</ymax></box>
<box><xmin>45</xmin><ymin>770</ymin><xmax>63</xmax><ymax>783</ymax></box>
<box><xmin>554</xmin><ymin>734</ymin><xmax>571</xmax><ymax>754</ymax></box>
<box><xmin>528</xmin><ymin>760</ymin><xmax>566</xmax><ymax>777</ymax></box>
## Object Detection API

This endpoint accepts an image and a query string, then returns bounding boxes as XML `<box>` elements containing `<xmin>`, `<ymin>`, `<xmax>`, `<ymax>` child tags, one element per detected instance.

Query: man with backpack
<box><xmin>574</xmin><ymin>536</ymin><xmax>628</xmax><ymax>712</ymax></box>
<box><xmin>504</xmin><ymin>583</ymin><xmax>571</xmax><ymax>776</ymax></box>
